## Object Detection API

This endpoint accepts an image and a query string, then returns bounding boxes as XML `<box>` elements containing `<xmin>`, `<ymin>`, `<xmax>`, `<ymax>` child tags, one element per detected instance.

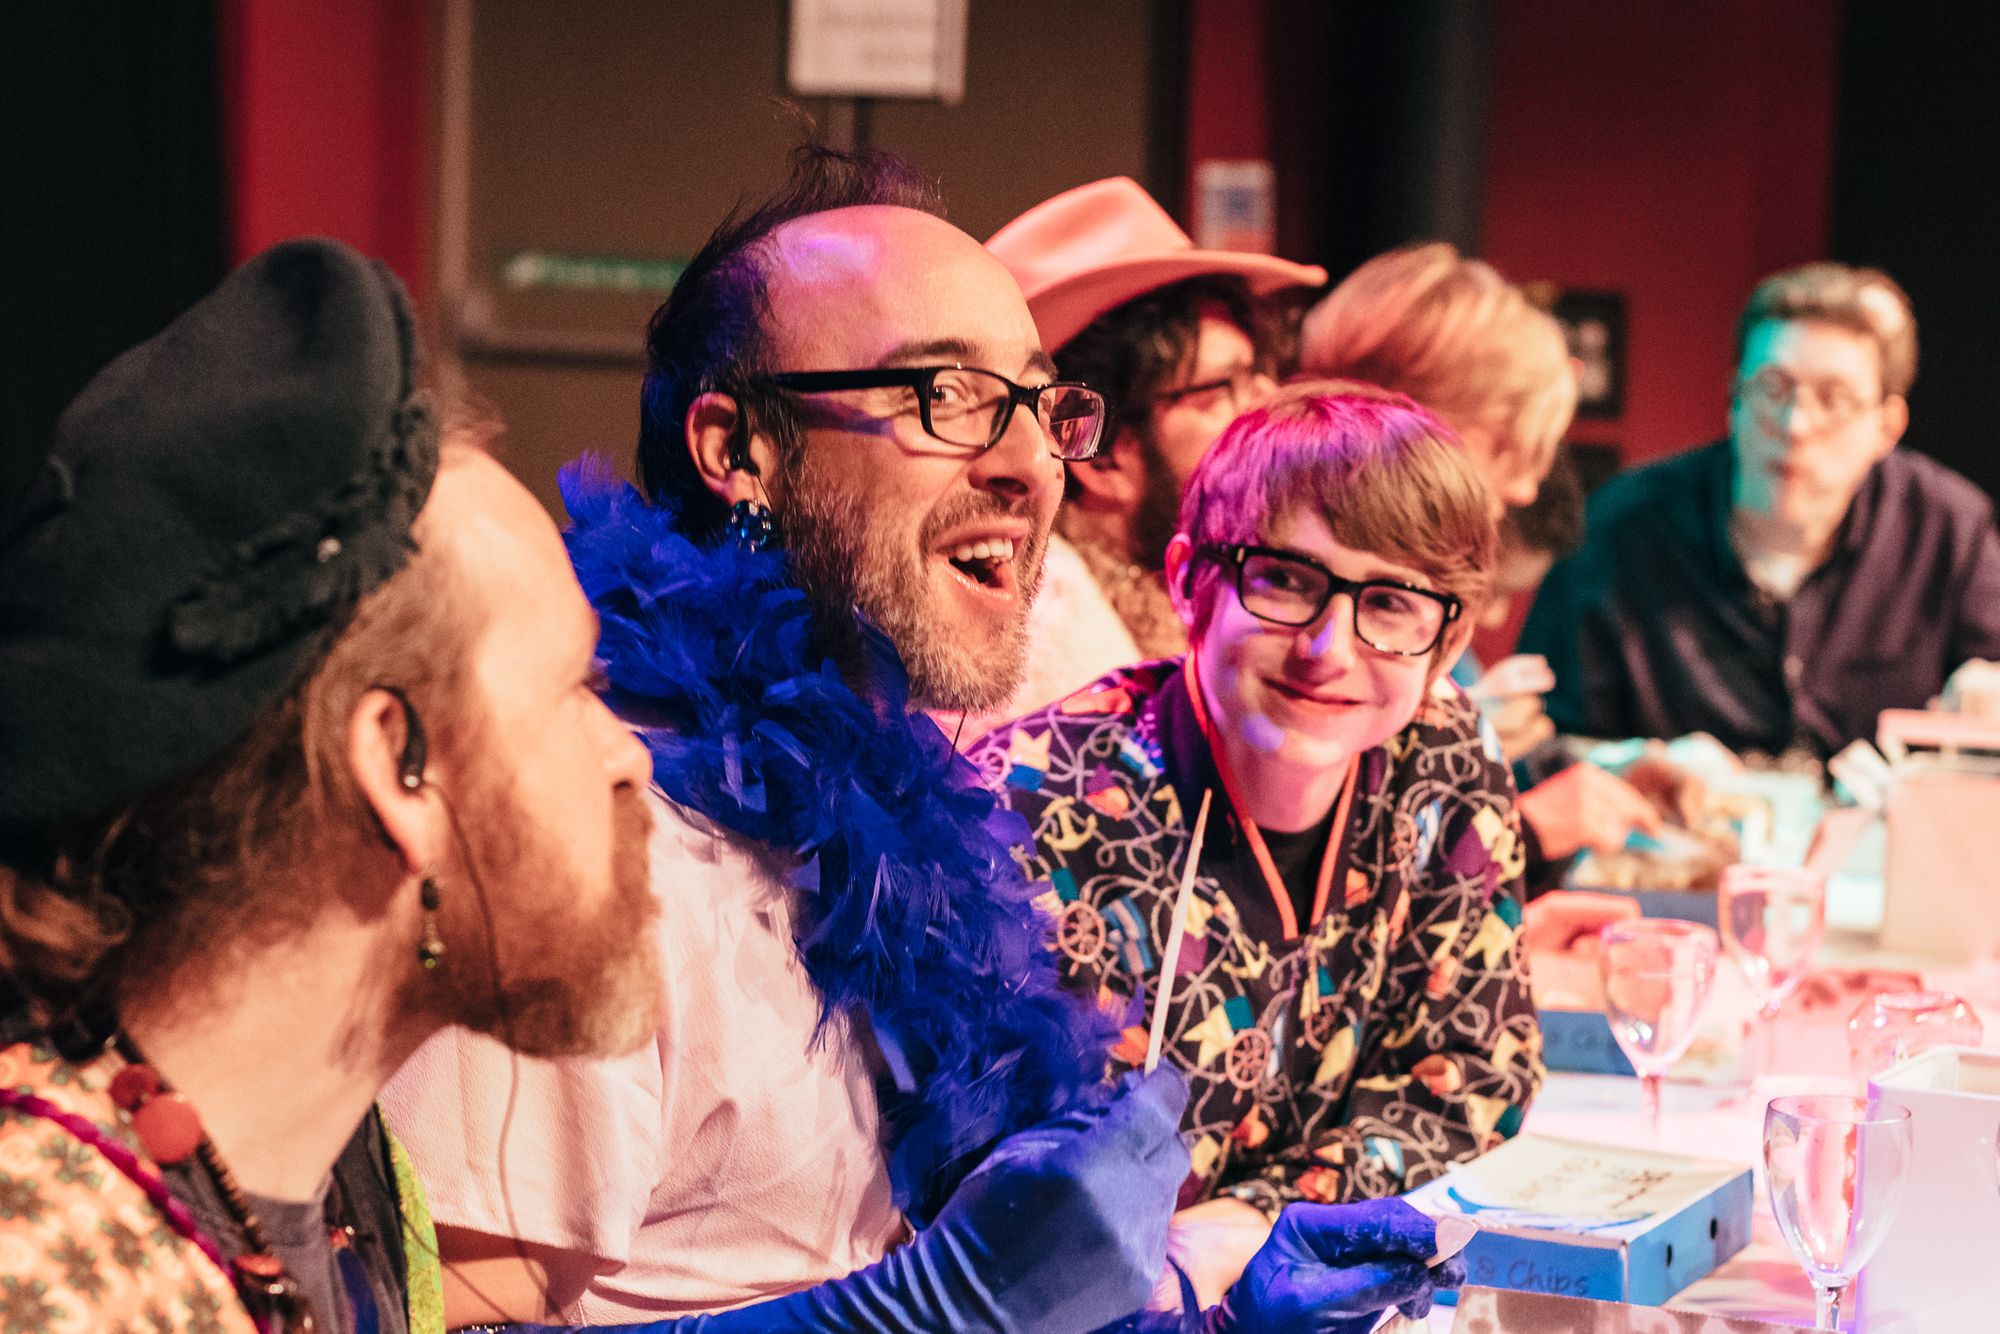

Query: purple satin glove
<box><xmin>1203</xmin><ymin>1198</ymin><xmax>1464</xmax><ymax>1334</ymax></box>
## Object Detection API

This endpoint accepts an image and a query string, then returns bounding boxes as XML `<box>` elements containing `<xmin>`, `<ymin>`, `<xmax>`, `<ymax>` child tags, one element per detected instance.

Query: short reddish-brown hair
<box><xmin>1179</xmin><ymin>379</ymin><xmax>1499</xmax><ymax>635</ymax></box>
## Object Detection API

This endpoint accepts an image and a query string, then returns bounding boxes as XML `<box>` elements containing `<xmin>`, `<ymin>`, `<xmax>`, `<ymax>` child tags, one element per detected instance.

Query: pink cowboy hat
<box><xmin>987</xmin><ymin>177</ymin><xmax>1327</xmax><ymax>354</ymax></box>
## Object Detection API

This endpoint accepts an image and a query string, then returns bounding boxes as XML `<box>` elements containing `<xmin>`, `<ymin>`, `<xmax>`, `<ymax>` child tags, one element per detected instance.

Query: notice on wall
<box><xmin>1194</xmin><ymin>159</ymin><xmax>1276</xmax><ymax>255</ymax></box>
<box><xmin>788</xmin><ymin>0</ymin><xmax>969</xmax><ymax>102</ymax></box>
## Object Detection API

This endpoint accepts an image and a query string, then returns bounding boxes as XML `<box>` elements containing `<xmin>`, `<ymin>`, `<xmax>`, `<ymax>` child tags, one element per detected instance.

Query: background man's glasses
<box><xmin>1738</xmin><ymin>370</ymin><xmax>1883</xmax><ymax>429</ymax></box>
<box><xmin>767</xmin><ymin>365</ymin><xmax>1108</xmax><ymax>460</ymax></box>
<box><xmin>1198</xmin><ymin>542</ymin><xmax>1461</xmax><ymax>657</ymax></box>
<box><xmin>1152</xmin><ymin>364</ymin><xmax>1268</xmax><ymax>416</ymax></box>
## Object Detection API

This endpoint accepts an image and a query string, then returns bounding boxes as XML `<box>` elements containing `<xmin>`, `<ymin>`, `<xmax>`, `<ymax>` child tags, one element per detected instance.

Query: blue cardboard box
<box><xmin>1406</xmin><ymin>1134</ymin><xmax>1753</xmax><ymax>1307</ymax></box>
<box><xmin>1538</xmin><ymin>1007</ymin><xmax>1636</xmax><ymax>1076</ymax></box>
<box><xmin>1626</xmin><ymin>887</ymin><xmax>1720</xmax><ymax>929</ymax></box>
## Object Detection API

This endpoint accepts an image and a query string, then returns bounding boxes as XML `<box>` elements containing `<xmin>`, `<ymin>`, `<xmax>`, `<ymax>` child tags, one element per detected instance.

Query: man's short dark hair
<box><xmin>635</xmin><ymin>145</ymin><xmax>946</xmax><ymax>538</ymax></box>
<box><xmin>1050</xmin><ymin>274</ymin><xmax>1265</xmax><ymax>496</ymax></box>
<box><xmin>1502</xmin><ymin>445</ymin><xmax>1585</xmax><ymax>561</ymax></box>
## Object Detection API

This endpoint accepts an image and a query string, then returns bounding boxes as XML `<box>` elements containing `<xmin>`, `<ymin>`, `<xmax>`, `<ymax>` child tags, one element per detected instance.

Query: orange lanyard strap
<box><xmin>1182</xmin><ymin>655</ymin><xmax>1358</xmax><ymax>940</ymax></box>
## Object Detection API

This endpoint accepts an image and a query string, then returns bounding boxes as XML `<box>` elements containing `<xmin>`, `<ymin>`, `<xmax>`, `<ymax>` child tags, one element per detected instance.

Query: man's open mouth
<box><xmin>943</xmin><ymin>536</ymin><xmax>1019</xmax><ymax>593</ymax></box>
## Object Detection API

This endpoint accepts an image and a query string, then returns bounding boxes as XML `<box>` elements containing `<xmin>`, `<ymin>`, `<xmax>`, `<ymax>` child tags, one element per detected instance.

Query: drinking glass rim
<box><xmin>1766</xmin><ymin>1093</ymin><xmax>1912</xmax><ymax>1127</ymax></box>
<box><xmin>1864</xmin><ymin>988</ymin><xmax>1967</xmax><ymax>1013</ymax></box>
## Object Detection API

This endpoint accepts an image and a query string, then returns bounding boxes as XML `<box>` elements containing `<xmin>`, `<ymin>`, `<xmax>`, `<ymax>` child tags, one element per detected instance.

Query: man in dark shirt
<box><xmin>1521</xmin><ymin>262</ymin><xmax>2000</xmax><ymax>758</ymax></box>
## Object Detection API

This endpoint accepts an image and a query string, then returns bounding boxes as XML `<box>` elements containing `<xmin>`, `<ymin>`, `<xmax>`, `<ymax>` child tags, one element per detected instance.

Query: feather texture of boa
<box><xmin>561</xmin><ymin>464</ymin><xmax>1115</xmax><ymax>1224</ymax></box>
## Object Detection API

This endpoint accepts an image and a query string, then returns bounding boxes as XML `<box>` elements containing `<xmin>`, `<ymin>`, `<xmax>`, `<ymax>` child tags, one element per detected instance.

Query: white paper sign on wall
<box><xmin>788</xmin><ymin>0</ymin><xmax>969</xmax><ymax>103</ymax></box>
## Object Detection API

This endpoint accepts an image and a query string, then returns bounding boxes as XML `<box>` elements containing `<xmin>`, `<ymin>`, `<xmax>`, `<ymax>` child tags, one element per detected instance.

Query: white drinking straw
<box><xmin>1145</xmin><ymin>788</ymin><xmax>1213</xmax><ymax>1074</ymax></box>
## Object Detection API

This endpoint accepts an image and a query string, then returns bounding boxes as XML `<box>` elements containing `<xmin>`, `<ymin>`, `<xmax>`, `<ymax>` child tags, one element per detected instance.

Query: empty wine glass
<box><xmin>1764</xmin><ymin>1094</ymin><xmax>1912</xmax><ymax>1331</ymax></box>
<box><xmin>1719</xmin><ymin>864</ymin><xmax>1826</xmax><ymax>1089</ymax></box>
<box><xmin>1599</xmin><ymin>918</ymin><xmax>1718</xmax><ymax>1138</ymax></box>
<box><xmin>1847</xmin><ymin>990</ymin><xmax>1983</xmax><ymax>1080</ymax></box>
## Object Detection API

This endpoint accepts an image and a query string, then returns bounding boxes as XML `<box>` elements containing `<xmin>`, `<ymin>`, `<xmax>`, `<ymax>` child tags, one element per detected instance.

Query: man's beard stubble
<box><xmin>435</xmin><ymin>784</ymin><xmax>663</xmax><ymax>1060</ymax></box>
<box><xmin>781</xmin><ymin>457</ymin><xmax>1049</xmax><ymax>714</ymax></box>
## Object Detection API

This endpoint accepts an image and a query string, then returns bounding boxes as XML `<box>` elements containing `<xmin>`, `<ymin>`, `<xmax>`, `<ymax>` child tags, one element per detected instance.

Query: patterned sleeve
<box><xmin>0</xmin><ymin>1111</ymin><xmax>254</xmax><ymax>1333</ymax></box>
<box><xmin>1219</xmin><ymin>697</ymin><xmax>1545</xmax><ymax>1212</ymax></box>
<box><xmin>965</xmin><ymin>714</ymin><xmax>1112</xmax><ymax>1002</ymax></box>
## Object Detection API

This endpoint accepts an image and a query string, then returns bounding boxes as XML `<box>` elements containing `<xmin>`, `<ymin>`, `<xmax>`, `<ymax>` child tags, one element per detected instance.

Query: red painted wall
<box><xmin>1479</xmin><ymin>0</ymin><xmax>1839</xmax><ymax>466</ymax></box>
<box><xmin>218</xmin><ymin>0</ymin><xmax>433</xmax><ymax>299</ymax></box>
<box><xmin>1184</xmin><ymin>0</ymin><xmax>1269</xmax><ymax>219</ymax></box>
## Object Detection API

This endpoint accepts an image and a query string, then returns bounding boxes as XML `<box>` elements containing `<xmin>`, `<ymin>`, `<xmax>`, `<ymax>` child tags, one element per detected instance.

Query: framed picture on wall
<box><xmin>1550</xmin><ymin>289</ymin><xmax>1627</xmax><ymax>420</ymax></box>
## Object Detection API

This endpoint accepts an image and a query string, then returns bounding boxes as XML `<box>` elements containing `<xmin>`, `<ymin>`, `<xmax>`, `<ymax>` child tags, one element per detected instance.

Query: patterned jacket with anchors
<box><xmin>967</xmin><ymin>659</ymin><xmax>1544</xmax><ymax>1213</ymax></box>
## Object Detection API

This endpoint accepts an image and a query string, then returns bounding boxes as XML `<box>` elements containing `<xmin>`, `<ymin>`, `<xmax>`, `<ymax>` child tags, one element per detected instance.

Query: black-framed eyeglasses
<box><xmin>765</xmin><ymin>365</ymin><xmax>1108</xmax><ymax>461</ymax></box>
<box><xmin>1198</xmin><ymin>543</ymin><xmax>1462</xmax><ymax>657</ymax></box>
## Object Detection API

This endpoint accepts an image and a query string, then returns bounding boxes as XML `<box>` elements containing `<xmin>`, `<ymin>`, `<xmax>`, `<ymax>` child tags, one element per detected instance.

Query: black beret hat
<box><xmin>0</xmin><ymin>238</ymin><xmax>439</xmax><ymax>847</ymax></box>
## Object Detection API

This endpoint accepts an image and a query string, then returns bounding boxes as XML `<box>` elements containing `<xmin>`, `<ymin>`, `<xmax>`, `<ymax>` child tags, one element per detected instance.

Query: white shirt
<box><xmin>382</xmin><ymin>791</ymin><xmax>903</xmax><ymax>1321</ymax></box>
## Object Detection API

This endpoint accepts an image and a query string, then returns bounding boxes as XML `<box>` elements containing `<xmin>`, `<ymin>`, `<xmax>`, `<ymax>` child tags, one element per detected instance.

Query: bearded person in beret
<box><xmin>0</xmin><ymin>239</ymin><xmax>669</xmax><ymax>1332</ymax></box>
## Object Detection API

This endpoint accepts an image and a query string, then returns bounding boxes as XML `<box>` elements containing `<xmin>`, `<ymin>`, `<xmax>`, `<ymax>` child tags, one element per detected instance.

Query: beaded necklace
<box><xmin>106</xmin><ymin>1033</ymin><xmax>332</xmax><ymax>1333</ymax></box>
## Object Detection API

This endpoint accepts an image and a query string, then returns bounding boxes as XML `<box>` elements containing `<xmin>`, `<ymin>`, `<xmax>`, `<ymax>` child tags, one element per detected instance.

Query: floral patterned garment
<box><xmin>967</xmin><ymin>659</ymin><xmax>1545</xmax><ymax>1215</ymax></box>
<box><xmin>0</xmin><ymin>1041</ymin><xmax>255</xmax><ymax>1334</ymax></box>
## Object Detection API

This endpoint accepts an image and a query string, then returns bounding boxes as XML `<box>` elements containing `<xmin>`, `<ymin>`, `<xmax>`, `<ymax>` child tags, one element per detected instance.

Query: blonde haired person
<box><xmin>1299</xmin><ymin>244</ymin><xmax>1684</xmax><ymax>889</ymax></box>
<box><xmin>1299</xmin><ymin>241</ymin><xmax>1576</xmax><ymax>515</ymax></box>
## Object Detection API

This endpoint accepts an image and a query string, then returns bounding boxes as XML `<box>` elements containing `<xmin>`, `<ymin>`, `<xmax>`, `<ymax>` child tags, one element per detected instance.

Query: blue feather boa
<box><xmin>560</xmin><ymin>465</ymin><xmax>1115</xmax><ymax>1224</ymax></box>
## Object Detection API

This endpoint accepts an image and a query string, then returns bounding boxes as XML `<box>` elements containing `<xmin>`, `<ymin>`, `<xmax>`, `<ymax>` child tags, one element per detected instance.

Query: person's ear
<box><xmin>1876</xmin><ymin>393</ymin><xmax>1909</xmax><ymax>455</ymax></box>
<box><xmin>1165</xmin><ymin>533</ymin><xmax>1199</xmax><ymax>629</ymax></box>
<box><xmin>1428</xmin><ymin>616</ymin><xmax>1478</xmax><ymax>688</ymax></box>
<box><xmin>1066</xmin><ymin>428</ymin><xmax>1146</xmax><ymax>514</ymax></box>
<box><xmin>350</xmin><ymin>687</ymin><xmax>434</xmax><ymax>877</ymax></box>
<box><xmin>687</xmin><ymin>392</ymin><xmax>779</xmax><ymax>507</ymax></box>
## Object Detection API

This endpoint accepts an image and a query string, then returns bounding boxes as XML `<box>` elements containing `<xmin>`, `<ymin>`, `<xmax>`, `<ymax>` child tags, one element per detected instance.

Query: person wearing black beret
<box><xmin>0</xmin><ymin>236</ymin><xmax>670</xmax><ymax>1333</ymax></box>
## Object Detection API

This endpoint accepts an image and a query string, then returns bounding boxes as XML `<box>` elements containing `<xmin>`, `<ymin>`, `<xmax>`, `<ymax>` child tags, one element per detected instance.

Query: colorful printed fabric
<box><xmin>967</xmin><ymin>659</ymin><xmax>1545</xmax><ymax>1213</ymax></box>
<box><xmin>387</xmin><ymin>1131</ymin><xmax>444</xmax><ymax>1334</ymax></box>
<box><xmin>0</xmin><ymin>1040</ymin><xmax>255</xmax><ymax>1334</ymax></box>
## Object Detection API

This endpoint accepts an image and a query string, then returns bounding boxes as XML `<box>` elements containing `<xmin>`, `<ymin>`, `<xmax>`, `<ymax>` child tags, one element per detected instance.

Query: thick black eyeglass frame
<box><xmin>1198</xmin><ymin>542</ymin><xmax>1463</xmax><ymax>656</ymax></box>
<box><xmin>764</xmin><ymin>364</ymin><xmax>1108</xmax><ymax>460</ymax></box>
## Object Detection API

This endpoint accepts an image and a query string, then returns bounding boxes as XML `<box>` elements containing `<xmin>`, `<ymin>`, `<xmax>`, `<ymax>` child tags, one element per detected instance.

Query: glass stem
<box><xmin>1757</xmin><ymin>1000</ymin><xmax>1781</xmax><ymax>1085</ymax></box>
<box><xmin>1815</xmin><ymin>1280</ymin><xmax>1843</xmax><ymax>1330</ymax></box>
<box><xmin>1641</xmin><ymin>1072</ymin><xmax>1662</xmax><ymax>1144</ymax></box>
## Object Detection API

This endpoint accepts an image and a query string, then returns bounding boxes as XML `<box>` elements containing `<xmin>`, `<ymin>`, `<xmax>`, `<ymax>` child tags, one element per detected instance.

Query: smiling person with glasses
<box><xmin>1521</xmin><ymin>262</ymin><xmax>2000</xmax><ymax>757</ymax></box>
<box><xmin>969</xmin><ymin>380</ymin><xmax>1543</xmax><ymax>1304</ymax></box>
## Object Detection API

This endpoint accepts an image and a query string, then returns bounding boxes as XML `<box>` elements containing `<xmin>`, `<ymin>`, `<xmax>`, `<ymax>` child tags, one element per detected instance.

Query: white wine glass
<box><xmin>1764</xmin><ymin>1094</ymin><xmax>1912</xmax><ymax>1331</ymax></box>
<box><xmin>1719</xmin><ymin>864</ymin><xmax>1826</xmax><ymax>1090</ymax></box>
<box><xmin>1599</xmin><ymin>918</ymin><xmax>1718</xmax><ymax>1139</ymax></box>
<box><xmin>1847</xmin><ymin>990</ymin><xmax>1983</xmax><ymax>1080</ymax></box>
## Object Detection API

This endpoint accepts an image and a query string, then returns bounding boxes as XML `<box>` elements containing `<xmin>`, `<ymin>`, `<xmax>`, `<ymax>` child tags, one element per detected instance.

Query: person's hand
<box><xmin>1517</xmin><ymin>763</ymin><xmax>1663</xmax><ymax>860</ymax></box>
<box><xmin>665</xmin><ymin>1068</ymin><xmax>1191</xmax><ymax>1333</ymax></box>
<box><xmin>1204</xmin><ymin>1199</ymin><xmax>1463</xmax><ymax>1334</ymax></box>
<box><xmin>1165</xmin><ymin>1197</ymin><xmax>1272</xmax><ymax>1310</ymax></box>
<box><xmin>1520</xmin><ymin>890</ymin><xmax>1642</xmax><ymax>956</ymax></box>
<box><xmin>1620</xmin><ymin>750</ymin><xmax>1708</xmax><ymax>825</ymax></box>
<box><xmin>1467</xmin><ymin>654</ymin><xmax>1557</xmax><ymax>703</ymax></box>
<box><xmin>1941</xmin><ymin>658</ymin><xmax>2000</xmax><ymax>719</ymax></box>
<box><xmin>927</xmin><ymin>1067</ymin><xmax>1191</xmax><ymax>1330</ymax></box>
<box><xmin>1469</xmin><ymin>655</ymin><xmax>1559</xmax><ymax>762</ymax></box>
<box><xmin>1484</xmin><ymin>693</ymin><xmax>1556</xmax><ymax>763</ymax></box>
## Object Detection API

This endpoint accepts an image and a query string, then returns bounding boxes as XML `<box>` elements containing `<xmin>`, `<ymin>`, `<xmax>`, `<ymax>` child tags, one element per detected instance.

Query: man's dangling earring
<box><xmin>417</xmin><ymin>875</ymin><xmax>446</xmax><ymax>970</ymax></box>
<box><xmin>725</xmin><ymin>498</ymin><xmax>775</xmax><ymax>552</ymax></box>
